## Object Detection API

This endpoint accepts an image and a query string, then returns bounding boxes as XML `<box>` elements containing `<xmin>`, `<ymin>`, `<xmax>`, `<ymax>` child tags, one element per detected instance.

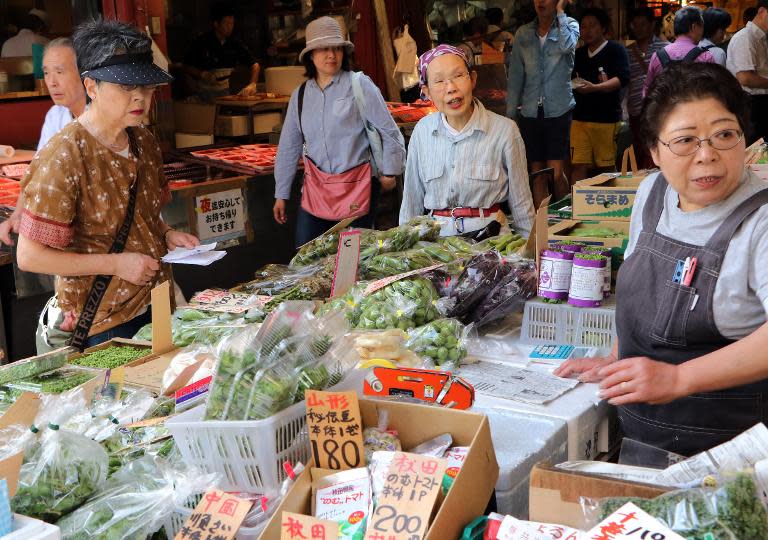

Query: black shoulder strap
<box><xmin>69</xmin><ymin>129</ymin><xmax>141</xmax><ymax>351</ymax></box>
<box><xmin>682</xmin><ymin>46</ymin><xmax>705</xmax><ymax>63</ymax></box>
<box><xmin>641</xmin><ymin>173</ymin><xmax>669</xmax><ymax>233</ymax></box>
<box><xmin>297</xmin><ymin>81</ymin><xmax>307</xmax><ymax>145</ymax></box>
<box><xmin>700</xmin><ymin>44</ymin><xmax>715</xmax><ymax>51</ymax></box>
<box><xmin>657</xmin><ymin>47</ymin><xmax>671</xmax><ymax>67</ymax></box>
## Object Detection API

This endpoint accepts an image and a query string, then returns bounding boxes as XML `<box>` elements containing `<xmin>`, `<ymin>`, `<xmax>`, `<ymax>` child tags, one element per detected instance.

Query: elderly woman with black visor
<box><xmin>16</xmin><ymin>20</ymin><xmax>199</xmax><ymax>350</ymax></box>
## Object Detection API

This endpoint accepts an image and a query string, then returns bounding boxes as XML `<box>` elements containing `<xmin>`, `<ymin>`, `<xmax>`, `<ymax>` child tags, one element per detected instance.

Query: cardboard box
<box><xmin>571</xmin><ymin>175</ymin><xmax>643</xmax><ymax>221</ymax></box>
<box><xmin>528</xmin><ymin>462</ymin><xmax>669</xmax><ymax>530</ymax></box>
<box><xmin>175</xmin><ymin>132</ymin><xmax>214</xmax><ymax>149</ymax></box>
<box><xmin>66</xmin><ymin>337</ymin><xmax>154</xmax><ymax>370</ymax></box>
<box><xmin>260</xmin><ymin>398</ymin><xmax>499</xmax><ymax>540</ymax></box>
<box><xmin>548</xmin><ymin>220</ymin><xmax>630</xmax><ymax>251</ymax></box>
<box><xmin>215</xmin><ymin>112</ymin><xmax>282</xmax><ymax>136</ymax></box>
<box><xmin>173</xmin><ymin>101</ymin><xmax>216</xmax><ymax>135</ymax></box>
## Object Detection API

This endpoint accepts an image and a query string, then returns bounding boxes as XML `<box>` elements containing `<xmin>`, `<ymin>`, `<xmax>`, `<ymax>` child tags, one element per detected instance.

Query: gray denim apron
<box><xmin>615</xmin><ymin>173</ymin><xmax>768</xmax><ymax>456</ymax></box>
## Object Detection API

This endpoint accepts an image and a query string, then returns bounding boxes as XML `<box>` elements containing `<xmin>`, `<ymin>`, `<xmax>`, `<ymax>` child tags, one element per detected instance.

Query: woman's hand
<box><xmin>380</xmin><ymin>175</ymin><xmax>397</xmax><ymax>192</ymax></box>
<box><xmin>0</xmin><ymin>210</ymin><xmax>20</xmax><ymax>246</ymax></box>
<box><xmin>554</xmin><ymin>354</ymin><xmax>616</xmax><ymax>382</ymax></box>
<box><xmin>273</xmin><ymin>199</ymin><xmax>287</xmax><ymax>224</ymax></box>
<box><xmin>115</xmin><ymin>252</ymin><xmax>160</xmax><ymax>286</ymax></box>
<box><xmin>598</xmin><ymin>356</ymin><xmax>688</xmax><ymax>405</ymax></box>
<box><xmin>165</xmin><ymin>230</ymin><xmax>200</xmax><ymax>250</ymax></box>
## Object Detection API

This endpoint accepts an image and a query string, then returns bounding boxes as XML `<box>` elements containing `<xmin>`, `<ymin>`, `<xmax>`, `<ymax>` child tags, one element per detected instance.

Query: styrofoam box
<box><xmin>3</xmin><ymin>514</ymin><xmax>61</xmax><ymax>540</ymax></box>
<box><xmin>465</xmin><ymin>335</ymin><xmax>616</xmax><ymax>461</ymax></box>
<box><xmin>473</xmin><ymin>406</ymin><xmax>567</xmax><ymax>518</ymax></box>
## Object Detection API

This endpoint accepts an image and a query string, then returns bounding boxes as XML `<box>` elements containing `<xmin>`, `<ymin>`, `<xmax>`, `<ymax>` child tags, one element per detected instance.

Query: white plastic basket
<box><xmin>165</xmin><ymin>399</ymin><xmax>309</xmax><ymax>494</ymax></box>
<box><xmin>521</xmin><ymin>298</ymin><xmax>617</xmax><ymax>348</ymax></box>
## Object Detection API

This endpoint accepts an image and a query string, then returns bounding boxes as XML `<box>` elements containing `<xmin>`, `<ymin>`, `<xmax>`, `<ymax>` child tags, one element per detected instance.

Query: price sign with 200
<box><xmin>369</xmin><ymin>504</ymin><xmax>422</xmax><ymax>540</ymax></box>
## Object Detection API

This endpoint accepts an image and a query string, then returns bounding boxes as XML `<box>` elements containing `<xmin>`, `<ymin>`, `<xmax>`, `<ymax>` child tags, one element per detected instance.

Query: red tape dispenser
<box><xmin>363</xmin><ymin>366</ymin><xmax>474</xmax><ymax>409</ymax></box>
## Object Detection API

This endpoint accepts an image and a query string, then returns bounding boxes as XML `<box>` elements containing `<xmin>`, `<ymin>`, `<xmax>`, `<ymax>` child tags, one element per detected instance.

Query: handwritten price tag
<box><xmin>306</xmin><ymin>390</ymin><xmax>365</xmax><ymax>471</ymax></box>
<box><xmin>174</xmin><ymin>488</ymin><xmax>252</xmax><ymax>540</ymax></box>
<box><xmin>364</xmin><ymin>452</ymin><xmax>446</xmax><ymax>540</ymax></box>
<box><xmin>331</xmin><ymin>230</ymin><xmax>361</xmax><ymax>298</ymax></box>
<box><xmin>190</xmin><ymin>288</ymin><xmax>264</xmax><ymax>313</ymax></box>
<box><xmin>280</xmin><ymin>511</ymin><xmax>339</xmax><ymax>540</ymax></box>
<box><xmin>585</xmin><ymin>502</ymin><xmax>685</xmax><ymax>540</ymax></box>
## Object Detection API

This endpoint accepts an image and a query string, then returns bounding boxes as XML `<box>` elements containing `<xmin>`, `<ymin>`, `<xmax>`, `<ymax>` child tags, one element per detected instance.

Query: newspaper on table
<box><xmin>458</xmin><ymin>360</ymin><xmax>579</xmax><ymax>405</ymax></box>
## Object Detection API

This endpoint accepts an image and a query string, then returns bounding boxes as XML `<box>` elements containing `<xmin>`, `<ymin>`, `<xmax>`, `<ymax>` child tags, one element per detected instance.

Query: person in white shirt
<box><xmin>727</xmin><ymin>0</ymin><xmax>768</xmax><ymax>143</ymax></box>
<box><xmin>1</xmin><ymin>10</ymin><xmax>49</xmax><ymax>57</ymax></box>
<box><xmin>0</xmin><ymin>37</ymin><xmax>85</xmax><ymax>245</ymax></box>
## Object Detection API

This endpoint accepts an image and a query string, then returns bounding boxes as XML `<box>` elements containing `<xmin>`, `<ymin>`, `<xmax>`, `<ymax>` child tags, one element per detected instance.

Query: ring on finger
<box><xmin>621</xmin><ymin>381</ymin><xmax>629</xmax><ymax>391</ymax></box>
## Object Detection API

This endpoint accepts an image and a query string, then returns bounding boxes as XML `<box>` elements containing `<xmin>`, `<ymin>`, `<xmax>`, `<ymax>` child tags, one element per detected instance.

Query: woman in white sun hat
<box><xmin>273</xmin><ymin>16</ymin><xmax>406</xmax><ymax>247</ymax></box>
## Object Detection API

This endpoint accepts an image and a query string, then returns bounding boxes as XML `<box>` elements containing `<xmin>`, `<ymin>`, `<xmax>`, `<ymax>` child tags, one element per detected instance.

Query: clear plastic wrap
<box><xmin>438</xmin><ymin>235</ymin><xmax>477</xmax><ymax>257</ymax></box>
<box><xmin>363</xmin><ymin>409</ymin><xmax>401</xmax><ymax>464</ymax></box>
<box><xmin>291</xmin><ymin>229</ymin><xmax>341</xmax><ymax>267</ymax></box>
<box><xmin>11</xmin><ymin>389</ymin><xmax>109</xmax><ymax>521</ymax></box>
<box><xmin>57</xmin><ymin>456</ymin><xmax>217</xmax><ymax>540</ymax></box>
<box><xmin>583</xmin><ymin>470</ymin><xmax>768</xmax><ymax>540</ymax></box>
<box><xmin>353</xmin><ymin>277</ymin><xmax>440</xmax><ymax>331</ymax></box>
<box><xmin>160</xmin><ymin>344</ymin><xmax>216</xmax><ymax>395</ymax></box>
<box><xmin>439</xmin><ymin>250</ymin><xmax>511</xmax><ymax>321</ymax></box>
<box><xmin>405</xmin><ymin>319</ymin><xmax>470</xmax><ymax>368</ymax></box>
<box><xmin>470</xmin><ymin>258</ymin><xmax>538</xmax><ymax>327</ymax></box>
<box><xmin>5</xmin><ymin>367</ymin><xmax>98</xmax><ymax>396</ymax></box>
<box><xmin>0</xmin><ymin>346</ymin><xmax>70</xmax><ymax>385</ymax></box>
<box><xmin>352</xmin><ymin>329</ymin><xmax>422</xmax><ymax>367</ymax></box>
<box><xmin>84</xmin><ymin>389</ymin><xmax>159</xmax><ymax>441</ymax></box>
<box><xmin>362</xmin><ymin>248</ymin><xmax>440</xmax><ymax>279</ymax></box>
<box><xmin>102</xmin><ymin>423</ymin><xmax>174</xmax><ymax>476</ymax></box>
<box><xmin>475</xmin><ymin>232</ymin><xmax>527</xmax><ymax>256</ymax></box>
<box><xmin>240</xmin><ymin>262</ymin><xmax>322</xmax><ymax>295</ymax></box>
<box><xmin>133</xmin><ymin>308</ymin><xmax>255</xmax><ymax>348</ymax></box>
<box><xmin>205</xmin><ymin>302</ymin><xmax>349</xmax><ymax>421</ymax></box>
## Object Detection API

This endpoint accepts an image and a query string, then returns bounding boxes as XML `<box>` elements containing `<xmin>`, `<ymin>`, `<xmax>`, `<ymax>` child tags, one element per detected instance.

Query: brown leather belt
<box><xmin>431</xmin><ymin>204</ymin><xmax>501</xmax><ymax>218</ymax></box>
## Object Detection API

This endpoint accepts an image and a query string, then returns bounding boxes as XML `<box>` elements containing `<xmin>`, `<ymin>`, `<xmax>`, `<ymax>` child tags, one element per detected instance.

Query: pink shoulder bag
<box><xmin>296</xmin><ymin>81</ymin><xmax>372</xmax><ymax>221</ymax></box>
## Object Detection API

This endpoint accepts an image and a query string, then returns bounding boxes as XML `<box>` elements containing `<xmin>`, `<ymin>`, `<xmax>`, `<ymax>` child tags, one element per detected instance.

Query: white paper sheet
<box><xmin>162</xmin><ymin>243</ymin><xmax>225</xmax><ymax>265</ymax></box>
<box><xmin>458</xmin><ymin>361</ymin><xmax>579</xmax><ymax>404</ymax></box>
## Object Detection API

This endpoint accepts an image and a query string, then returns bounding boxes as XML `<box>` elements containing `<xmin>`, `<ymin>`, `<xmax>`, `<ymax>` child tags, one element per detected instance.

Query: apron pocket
<box><xmin>650</xmin><ymin>280</ymin><xmax>696</xmax><ymax>347</ymax></box>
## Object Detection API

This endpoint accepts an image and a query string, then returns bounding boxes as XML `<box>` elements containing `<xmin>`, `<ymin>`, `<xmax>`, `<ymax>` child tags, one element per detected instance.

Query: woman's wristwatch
<box><xmin>162</xmin><ymin>226</ymin><xmax>174</xmax><ymax>241</ymax></box>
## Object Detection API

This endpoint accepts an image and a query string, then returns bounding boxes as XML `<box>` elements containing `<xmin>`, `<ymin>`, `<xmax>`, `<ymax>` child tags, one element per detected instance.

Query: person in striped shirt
<box><xmin>400</xmin><ymin>45</ymin><xmax>535</xmax><ymax>237</ymax></box>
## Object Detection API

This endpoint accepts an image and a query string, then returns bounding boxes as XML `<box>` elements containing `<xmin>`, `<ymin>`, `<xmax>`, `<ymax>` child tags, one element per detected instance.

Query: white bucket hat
<box><xmin>298</xmin><ymin>16</ymin><xmax>354</xmax><ymax>62</ymax></box>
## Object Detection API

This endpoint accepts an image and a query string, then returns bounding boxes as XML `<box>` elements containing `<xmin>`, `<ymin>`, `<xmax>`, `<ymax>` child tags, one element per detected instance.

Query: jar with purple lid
<box><xmin>568</xmin><ymin>253</ymin><xmax>608</xmax><ymax>307</ymax></box>
<box><xmin>538</xmin><ymin>249</ymin><xmax>574</xmax><ymax>301</ymax></box>
<box><xmin>581</xmin><ymin>247</ymin><xmax>613</xmax><ymax>297</ymax></box>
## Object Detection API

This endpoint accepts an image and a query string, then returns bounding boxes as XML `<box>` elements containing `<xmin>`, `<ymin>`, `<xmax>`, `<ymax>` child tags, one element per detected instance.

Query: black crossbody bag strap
<box><xmin>69</xmin><ymin>129</ymin><xmax>141</xmax><ymax>351</ymax></box>
<box><xmin>297</xmin><ymin>81</ymin><xmax>307</xmax><ymax>146</ymax></box>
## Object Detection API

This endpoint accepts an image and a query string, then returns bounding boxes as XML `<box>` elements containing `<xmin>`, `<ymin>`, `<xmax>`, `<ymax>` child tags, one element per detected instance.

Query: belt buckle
<box><xmin>450</xmin><ymin>207</ymin><xmax>463</xmax><ymax>218</ymax></box>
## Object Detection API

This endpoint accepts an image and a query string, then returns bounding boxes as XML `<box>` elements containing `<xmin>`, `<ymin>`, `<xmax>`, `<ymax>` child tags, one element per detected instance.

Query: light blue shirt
<box><xmin>399</xmin><ymin>100</ymin><xmax>535</xmax><ymax>237</ymax></box>
<box><xmin>506</xmin><ymin>13</ymin><xmax>580</xmax><ymax>120</ymax></box>
<box><xmin>274</xmin><ymin>70</ymin><xmax>406</xmax><ymax>200</ymax></box>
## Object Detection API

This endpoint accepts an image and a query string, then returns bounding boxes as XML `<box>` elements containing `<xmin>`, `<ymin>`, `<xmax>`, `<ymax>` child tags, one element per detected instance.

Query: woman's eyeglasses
<box><xmin>117</xmin><ymin>83</ymin><xmax>160</xmax><ymax>93</ymax></box>
<box><xmin>658</xmin><ymin>128</ymin><xmax>743</xmax><ymax>156</ymax></box>
<box><xmin>429</xmin><ymin>71</ymin><xmax>470</xmax><ymax>90</ymax></box>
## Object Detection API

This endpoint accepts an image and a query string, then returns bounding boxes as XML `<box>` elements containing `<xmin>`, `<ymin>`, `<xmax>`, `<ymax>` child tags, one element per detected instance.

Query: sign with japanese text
<box><xmin>331</xmin><ymin>230</ymin><xmax>361</xmax><ymax>298</ymax></box>
<box><xmin>195</xmin><ymin>189</ymin><xmax>246</xmax><ymax>242</ymax></box>
<box><xmin>174</xmin><ymin>488</ymin><xmax>252</xmax><ymax>540</ymax></box>
<box><xmin>497</xmin><ymin>516</ymin><xmax>581</xmax><ymax>540</ymax></box>
<box><xmin>585</xmin><ymin>502</ymin><xmax>684</xmax><ymax>540</ymax></box>
<box><xmin>305</xmin><ymin>390</ymin><xmax>365</xmax><ymax>471</ymax></box>
<box><xmin>364</xmin><ymin>452</ymin><xmax>446</xmax><ymax>540</ymax></box>
<box><xmin>280</xmin><ymin>511</ymin><xmax>339</xmax><ymax>540</ymax></box>
<box><xmin>190</xmin><ymin>288</ymin><xmax>268</xmax><ymax>314</ymax></box>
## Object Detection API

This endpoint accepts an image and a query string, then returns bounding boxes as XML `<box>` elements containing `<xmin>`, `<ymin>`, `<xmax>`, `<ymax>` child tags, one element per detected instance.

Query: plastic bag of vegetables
<box><xmin>439</xmin><ymin>251</ymin><xmax>511</xmax><ymax>321</ymax></box>
<box><xmin>359</xmin><ymin>218</ymin><xmax>440</xmax><ymax>263</ymax></box>
<box><xmin>352</xmin><ymin>276</ymin><xmax>441</xmax><ymax>332</ymax></box>
<box><xmin>205</xmin><ymin>301</ymin><xmax>333</xmax><ymax>420</ymax></box>
<box><xmin>11</xmin><ymin>389</ymin><xmax>109</xmax><ymax>522</ymax></box>
<box><xmin>470</xmin><ymin>258</ymin><xmax>538</xmax><ymax>327</ymax></box>
<box><xmin>57</xmin><ymin>456</ymin><xmax>217</xmax><ymax>540</ymax></box>
<box><xmin>405</xmin><ymin>319</ymin><xmax>470</xmax><ymax>368</ymax></box>
<box><xmin>133</xmin><ymin>308</ymin><xmax>258</xmax><ymax>348</ymax></box>
<box><xmin>584</xmin><ymin>470</ymin><xmax>768</xmax><ymax>540</ymax></box>
<box><xmin>362</xmin><ymin>247</ymin><xmax>444</xmax><ymax>279</ymax></box>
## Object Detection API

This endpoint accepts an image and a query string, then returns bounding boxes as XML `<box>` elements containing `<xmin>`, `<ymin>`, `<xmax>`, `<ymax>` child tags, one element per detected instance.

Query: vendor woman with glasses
<box><xmin>16</xmin><ymin>19</ymin><xmax>199</xmax><ymax>350</ymax></box>
<box><xmin>555</xmin><ymin>63</ymin><xmax>768</xmax><ymax>456</ymax></box>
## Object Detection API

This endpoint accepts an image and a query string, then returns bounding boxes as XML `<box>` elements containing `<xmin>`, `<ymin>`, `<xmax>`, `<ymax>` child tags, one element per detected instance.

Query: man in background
<box><xmin>643</xmin><ymin>7</ymin><xmax>716</xmax><ymax>96</ymax></box>
<box><xmin>570</xmin><ymin>8</ymin><xmax>630</xmax><ymax>182</ymax></box>
<box><xmin>1</xmin><ymin>9</ymin><xmax>49</xmax><ymax>57</ymax></box>
<box><xmin>727</xmin><ymin>0</ymin><xmax>768</xmax><ymax>143</ymax></box>
<box><xmin>700</xmin><ymin>8</ymin><xmax>731</xmax><ymax>66</ymax></box>
<box><xmin>624</xmin><ymin>8</ymin><xmax>666</xmax><ymax>169</ymax></box>
<box><xmin>183</xmin><ymin>4</ymin><xmax>260</xmax><ymax>100</ymax></box>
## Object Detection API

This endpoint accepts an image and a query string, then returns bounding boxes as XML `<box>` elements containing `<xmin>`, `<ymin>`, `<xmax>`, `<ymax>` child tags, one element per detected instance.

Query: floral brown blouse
<box><xmin>19</xmin><ymin>121</ymin><xmax>172</xmax><ymax>336</ymax></box>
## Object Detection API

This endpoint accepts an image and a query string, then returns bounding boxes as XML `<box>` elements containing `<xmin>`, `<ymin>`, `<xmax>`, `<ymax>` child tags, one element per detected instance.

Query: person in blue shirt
<box><xmin>507</xmin><ymin>0</ymin><xmax>579</xmax><ymax>188</ymax></box>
